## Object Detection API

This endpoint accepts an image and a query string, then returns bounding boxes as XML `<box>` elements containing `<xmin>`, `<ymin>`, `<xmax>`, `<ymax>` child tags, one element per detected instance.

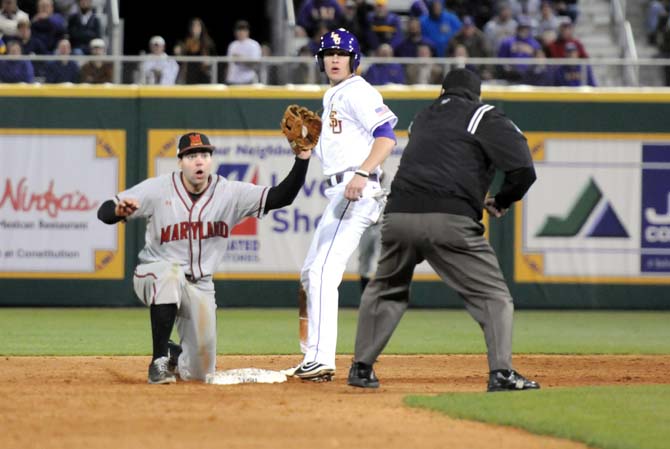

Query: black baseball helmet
<box><xmin>177</xmin><ymin>132</ymin><xmax>214</xmax><ymax>158</ymax></box>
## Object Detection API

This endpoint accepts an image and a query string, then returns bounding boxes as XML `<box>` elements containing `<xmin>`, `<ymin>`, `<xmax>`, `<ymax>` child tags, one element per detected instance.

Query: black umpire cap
<box><xmin>441</xmin><ymin>68</ymin><xmax>481</xmax><ymax>97</ymax></box>
<box><xmin>177</xmin><ymin>132</ymin><xmax>215</xmax><ymax>158</ymax></box>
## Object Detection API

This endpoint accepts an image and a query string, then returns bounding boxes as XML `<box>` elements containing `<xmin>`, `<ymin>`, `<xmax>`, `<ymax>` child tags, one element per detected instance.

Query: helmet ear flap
<box><xmin>316</xmin><ymin>53</ymin><xmax>325</xmax><ymax>72</ymax></box>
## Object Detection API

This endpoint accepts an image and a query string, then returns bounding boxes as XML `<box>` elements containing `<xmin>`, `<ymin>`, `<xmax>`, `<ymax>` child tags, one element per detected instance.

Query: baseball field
<box><xmin>1</xmin><ymin>308</ymin><xmax>668</xmax><ymax>449</ymax></box>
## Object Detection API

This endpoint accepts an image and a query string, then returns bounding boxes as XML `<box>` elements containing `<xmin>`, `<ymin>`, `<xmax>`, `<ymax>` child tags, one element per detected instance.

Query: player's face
<box><xmin>323</xmin><ymin>49</ymin><xmax>352</xmax><ymax>85</ymax></box>
<box><xmin>179</xmin><ymin>151</ymin><xmax>213</xmax><ymax>193</ymax></box>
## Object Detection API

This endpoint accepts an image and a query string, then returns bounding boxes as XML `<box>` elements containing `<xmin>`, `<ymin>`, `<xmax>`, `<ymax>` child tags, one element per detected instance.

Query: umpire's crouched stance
<box><xmin>348</xmin><ymin>69</ymin><xmax>540</xmax><ymax>392</ymax></box>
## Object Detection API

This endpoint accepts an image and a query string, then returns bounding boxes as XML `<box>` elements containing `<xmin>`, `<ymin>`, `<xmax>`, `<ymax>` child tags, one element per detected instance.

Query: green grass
<box><xmin>406</xmin><ymin>385</ymin><xmax>670</xmax><ymax>449</ymax></box>
<box><xmin>0</xmin><ymin>308</ymin><xmax>668</xmax><ymax>355</ymax></box>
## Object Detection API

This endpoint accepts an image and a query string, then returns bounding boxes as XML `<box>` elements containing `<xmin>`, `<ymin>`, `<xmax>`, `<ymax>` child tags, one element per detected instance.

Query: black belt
<box><xmin>327</xmin><ymin>171</ymin><xmax>378</xmax><ymax>187</ymax></box>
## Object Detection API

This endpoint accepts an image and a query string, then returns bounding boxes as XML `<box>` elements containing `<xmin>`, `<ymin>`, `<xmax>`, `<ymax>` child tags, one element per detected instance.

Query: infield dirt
<box><xmin>1</xmin><ymin>354</ymin><xmax>668</xmax><ymax>449</ymax></box>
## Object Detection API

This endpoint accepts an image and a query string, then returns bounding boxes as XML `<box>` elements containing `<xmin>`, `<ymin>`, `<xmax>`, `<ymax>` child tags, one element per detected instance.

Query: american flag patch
<box><xmin>375</xmin><ymin>105</ymin><xmax>389</xmax><ymax>115</ymax></box>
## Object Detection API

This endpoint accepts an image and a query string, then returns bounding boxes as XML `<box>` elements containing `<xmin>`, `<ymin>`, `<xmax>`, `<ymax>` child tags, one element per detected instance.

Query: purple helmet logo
<box><xmin>315</xmin><ymin>28</ymin><xmax>361</xmax><ymax>73</ymax></box>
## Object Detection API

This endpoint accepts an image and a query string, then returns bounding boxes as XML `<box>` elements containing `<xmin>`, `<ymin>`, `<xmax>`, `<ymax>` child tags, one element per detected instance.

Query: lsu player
<box><xmin>98</xmin><ymin>132</ymin><xmax>312</xmax><ymax>384</ymax></box>
<box><xmin>289</xmin><ymin>29</ymin><xmax>398</xmax><ymax>381</ymax></box>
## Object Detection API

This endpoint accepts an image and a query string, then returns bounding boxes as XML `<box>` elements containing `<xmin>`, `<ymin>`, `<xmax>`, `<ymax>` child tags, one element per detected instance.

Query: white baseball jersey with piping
<box><xmin>300</xmin><ymin>75</ymin><xmax>397</xmax><ymax>369</ymax></box>
<box><xmin>117</xmin><ymin>172</ymin><xmax>268</xmax><ymax>380</ymax></box>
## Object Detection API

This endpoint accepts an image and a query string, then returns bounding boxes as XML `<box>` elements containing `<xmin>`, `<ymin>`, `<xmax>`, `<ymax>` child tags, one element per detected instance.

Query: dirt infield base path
<box><xmin>2</xmin><ymin>355</ymin><xmax>668</xmax><ymax>449</ymax></box>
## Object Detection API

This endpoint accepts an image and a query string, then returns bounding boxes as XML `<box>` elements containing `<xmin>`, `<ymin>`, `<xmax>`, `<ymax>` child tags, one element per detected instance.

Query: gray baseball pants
<box><xmin>354</xmin><ymin>212</ymin><xmax>514</xmax><ymax>371</ymax></box>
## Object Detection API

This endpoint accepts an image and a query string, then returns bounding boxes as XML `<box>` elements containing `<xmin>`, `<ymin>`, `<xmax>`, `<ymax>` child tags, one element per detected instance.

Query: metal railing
<box><xmin>2</xmin><ymin>54</ymin><xmax>670</xmax><ymax>87</ymax></box>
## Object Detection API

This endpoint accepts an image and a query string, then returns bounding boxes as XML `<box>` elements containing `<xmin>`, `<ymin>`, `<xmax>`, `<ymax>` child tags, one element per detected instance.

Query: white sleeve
<box><xmin>229</xmin><ymin>181</ymin><xmax>270</xmax><ymax>221</ymax></box>
<box><xmin>349</xmin><ymin>83</ymin><xmax>398</xmax><ymax>134</ymax></box>
<box><xmin>116</xmin><ymin>176</ymin><xmax>162</xmax><ymax>219</ymax></box>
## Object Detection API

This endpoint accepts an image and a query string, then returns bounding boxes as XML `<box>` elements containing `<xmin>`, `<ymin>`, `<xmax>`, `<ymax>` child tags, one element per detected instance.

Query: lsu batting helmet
<box><xmin>315</xmin><ymin>28</ymin><xmax>361</xmax><ymax>73</ymax></box>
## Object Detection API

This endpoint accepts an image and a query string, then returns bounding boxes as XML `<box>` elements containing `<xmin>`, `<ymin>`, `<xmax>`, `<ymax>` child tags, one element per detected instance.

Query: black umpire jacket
<box><xmin>387</xmin><ymin>87</ymin><xmax>536</xmax><ymax>221</ymax></box>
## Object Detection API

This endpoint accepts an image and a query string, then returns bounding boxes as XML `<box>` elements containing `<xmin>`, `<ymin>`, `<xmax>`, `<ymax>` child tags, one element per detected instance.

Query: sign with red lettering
<box><xmin>0</xmin><ymin>130</ymin><xmax>126</xmax><ymax>279</ymax></box>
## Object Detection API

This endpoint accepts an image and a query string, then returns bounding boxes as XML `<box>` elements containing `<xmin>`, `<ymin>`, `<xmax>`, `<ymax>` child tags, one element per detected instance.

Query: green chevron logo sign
<box><xmin>536</xmin><ymin>178</ymin><xmax>628</xmax><ymax>238</ymax></box>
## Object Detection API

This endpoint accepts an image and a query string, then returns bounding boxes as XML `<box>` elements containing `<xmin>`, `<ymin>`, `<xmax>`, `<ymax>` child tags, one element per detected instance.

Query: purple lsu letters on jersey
<box><xmin>117</xmin><ymin>172</ymin><xmax>268</xmax><ymax>281</ymax></box>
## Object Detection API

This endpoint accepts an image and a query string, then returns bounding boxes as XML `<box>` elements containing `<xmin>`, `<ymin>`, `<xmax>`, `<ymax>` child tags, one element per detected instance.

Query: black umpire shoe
<box><xmin>487</xmin><ymin>369</ymin><xmax>540</xmax><ymax>392</ymax></box>
<box><xmin>167</xmin><ymin>340</ymin><xmax>182</xmax><ymax>376</ymax></box>
<box><xmin>347</xmin><ymin>361</ymin><xmax>380</xmax><ymax>389</ymax></box>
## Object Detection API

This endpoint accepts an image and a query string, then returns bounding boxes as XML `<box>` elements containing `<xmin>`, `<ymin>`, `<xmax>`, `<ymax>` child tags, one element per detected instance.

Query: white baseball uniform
<box><xmin>117</xmin><ymin>171</ymin><xmax>268</xmax><ymax>381</ymax></box>
<box><xmin>301</xmin><ymin>75</ymin><xmax>397</xmax><ymax>368</ymax></box>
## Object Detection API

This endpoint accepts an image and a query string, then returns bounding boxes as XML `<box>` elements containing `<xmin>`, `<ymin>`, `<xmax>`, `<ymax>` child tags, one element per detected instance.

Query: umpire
<box><xmin>347</xmin><ymin>68</ymin><xmax>540</xmax><ymax>392</ymax></box>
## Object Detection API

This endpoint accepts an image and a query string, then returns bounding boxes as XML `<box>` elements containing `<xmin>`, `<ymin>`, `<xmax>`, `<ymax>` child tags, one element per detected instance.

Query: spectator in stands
<box><xmin>297</xmin><ymin>0</ymin><xmax>344</xmax><ymax>38</ymax></box>
<box><xmin>405</xmin><ymin>41</ymin><xmax>443</xmax><ymax>84</ymax></box>
<box><xmin>67</xmin><ymin>0</ymin><xmax>101</xmax><ymax>55</ymax></box>
<box><xmin>448</xmin><ymin>15</ymin><xmax>493</xmax><ymax>79</ymax></box>
<box><xmin>0</xmin><ymin>36</ymin><xmax>6</xmax><ymax>54</ymax></box>
<box><xmin>394</xmin><ymin>16</ymin><xmax>435</xmax><ymax>57</ymax></box>
<box><xmin>225</xmin><ymin>20</ymin><xmax>262</xmax><ymax>85</ymax></box>
<box><xmin>420</xmin><ymin>0</ymin><xmax>462</xmax><ymax>57</ymax></box>
<box><xmin>534</xmin><ymin>1</ymin><xmax>561</xmax><ymax>38</ymax></box>
<box><xmin>496</xmin><ymin>16</ymin><xmax>542</xmax><ymax>82</ymax></box>
<box><xmin>521</xmin><ymin>48</ymin><xmax>556</xmax><ymax>85</ymax></box>
<box><xmin>451</xmin><ymin>43</ymin><xmax>480</xmax><ymax>75</ymax></box>
<box><xmin>0</xmin><ymin>39</ymin><xmax>34</xmax><ymax>82</ymax></box>
<box><xmin>54</xmin><ymin>0</ymin><xmax>76</xmax><ymax>16</ymax></box>
<box><xmin>174</xmin><ymin>17</ymin><xmax>217</xmax><ymax>84</ymax></box>
<box><xmin>343</xmin><ymin>0</ymin><xmax>373</xmax><ymax>53</ymax></box>
<box><xmin>366</xmin><ymin>0</ymin><xmax>404</xmax><ymax>52</ymax></box>
<box><xmin>291</xmin><ymin>44</ymin><xmax>318</xmax><ymax>84</ymax></box>
<box><xmin>0</xmin><ymin>0</ymin><xmax>29</xmax><ymax>38</ymax></box>
<box><xmin>552</xmin><ymin>0</ymin><xmax>578</xmax><ymax>24</ymax></box>
<box><xmin>546</xmin><ymin>20</ymin><xmax>587</xmax><ymax>58</ymax></box>
<box><xmin>12</xmin><ymin>17</ymin><xmax>48</xmax><ymax>55</ymax></box>
<box><xmin>31</xmin><ymin>0</ymin><xmax>66</xmax><ymax>53</ymax></box>
<box><xmin>307</xmin><ymin>21</ymin><xmax>329</xmax><ymax>55</ymax></box>
<box><xmin>647</xmin><ymin>0</ymin><xmax>666</xmax><ymax>45</ymax></box>
<box><xmin>44</xmin><ymin>37</ymin><xmax>79</xmax><ymax>82</ymax></box>
<box><xmin>80</xmin><ymin>37</ymin><xmax>112</xmax><ymax>83</ymax></box>
<box><xmin>463</xmin><ymin>0</ymin><xmax>496</xmax><ymax>29</ymax></box>
<box><xmin>139</xmin><ymin>35</ymin><xmax>179</xmax><ymax>85</ymax></box>
<box><xmin>409</xmin><ymin>0</ymin><xmax>429</xmax><ymax>18</ymax></box>
<box><xmin>363</xmin><ymin>42</ymin><xmax>405</xmax><ymax>85</ymax></box>
<box><xmin>483</xmin><ymin>1</ymin><xmax>517</xmax><ymax>53</ymax></box>
<box><xmin>554</xmin><ymin>41</ymin><xmax>595</xmax><ymax>86</ymax></box>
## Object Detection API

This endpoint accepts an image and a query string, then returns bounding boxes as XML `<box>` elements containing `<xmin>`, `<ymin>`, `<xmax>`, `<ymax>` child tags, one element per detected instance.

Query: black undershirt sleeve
<box><xmin>97</xmin><ymin>199</ymin><xmax>124</xmax><ymax>224</ymax></box>
<box><xmin>264</xmin><ymin>157</ymin><xmax>310</xmax><ymax>213</ymax></box>
<box><xmin>494</xmin><ymin>166</ymin><xmax>537</xmax><ymax>209</ymax></box>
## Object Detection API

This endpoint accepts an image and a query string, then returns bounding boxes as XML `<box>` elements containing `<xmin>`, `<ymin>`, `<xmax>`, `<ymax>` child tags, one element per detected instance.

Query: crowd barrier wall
<box><xmin>1</xmin><ymin>85</ymin><xmax>668</xmax><ymax>309</ymax></box>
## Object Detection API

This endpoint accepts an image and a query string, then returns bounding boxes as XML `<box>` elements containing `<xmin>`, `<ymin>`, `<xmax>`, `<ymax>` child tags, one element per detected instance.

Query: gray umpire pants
<box><xmin>354</xmin><ymin>212</ymin><xmax>514</xmax><ymax>371</ymax></box>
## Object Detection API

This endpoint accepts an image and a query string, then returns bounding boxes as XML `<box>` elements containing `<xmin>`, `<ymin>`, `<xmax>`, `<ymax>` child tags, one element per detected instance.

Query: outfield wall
<box><xmin>1</xmin><ymin>85</ymin><xmax>669</xmax><ymax>309</ymax></box>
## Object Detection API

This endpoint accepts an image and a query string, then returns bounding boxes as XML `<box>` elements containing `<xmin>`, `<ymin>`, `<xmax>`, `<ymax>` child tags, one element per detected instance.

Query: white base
<box><xmin>205</xmin><ymin>368</ymin><xmax>287</xmax><ymax>385</ymax></box>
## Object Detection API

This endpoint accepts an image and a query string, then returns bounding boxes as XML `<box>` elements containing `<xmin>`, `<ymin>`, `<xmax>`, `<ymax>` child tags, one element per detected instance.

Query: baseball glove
<box><xmin>280</xmin><ymin>104</ymin><xmax>322</xmax><ymax>154</ymax></box>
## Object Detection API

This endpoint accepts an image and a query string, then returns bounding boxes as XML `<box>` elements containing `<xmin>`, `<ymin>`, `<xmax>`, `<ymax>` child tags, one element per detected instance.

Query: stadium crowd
<box><xmin>0</xmin><ymin>0</ymin><xmax>598</xmax><ymax>86</ymax></box>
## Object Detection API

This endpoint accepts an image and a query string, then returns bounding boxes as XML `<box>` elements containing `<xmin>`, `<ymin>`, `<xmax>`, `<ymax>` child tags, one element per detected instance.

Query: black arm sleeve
<box><xmin>264</xmin><ymin>157</ymin><xmax>310</xmax><ymax>213</ymax></box>
<box><xmin>494</xmin><ymin>165</ymin><xmax>537</xmax><ymax>209</ymax></box>
<box><xmin>97</xmin><ymin>199</ymin><xmax>124</xmax><ymax>224</ymax></box>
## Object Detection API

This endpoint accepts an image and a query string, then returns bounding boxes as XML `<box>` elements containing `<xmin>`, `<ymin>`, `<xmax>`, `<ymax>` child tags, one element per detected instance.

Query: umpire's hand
<box><xmin>484</xmin><ymin>197</ymin><xmax>508</xmax><ymax>218</ymax></box>
<box><xmin>115</xmin><ymin>198</ymin><xmax>139</xmax><ymax>218</ymax></box>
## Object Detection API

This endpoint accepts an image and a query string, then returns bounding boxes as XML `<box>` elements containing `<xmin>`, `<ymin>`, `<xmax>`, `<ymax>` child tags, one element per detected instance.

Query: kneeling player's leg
<box><xmin>175</xmin><ymin>283</ymin><xmax>217</xmax><ymax>381</ymax></box>
<box><xmin>133</xmin><ymin>262</ymin><xmax>186</xmax><ymax>361</ymax></box>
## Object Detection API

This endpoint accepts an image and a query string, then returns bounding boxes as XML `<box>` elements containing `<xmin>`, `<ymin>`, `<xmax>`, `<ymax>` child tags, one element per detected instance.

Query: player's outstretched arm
<box><xmin>97</xmin><ymin>198</ymin><xmax>139</xmax><ymax>224</ymax></box>
<box><xmin>264</xmin><ymin>155</ymin><xmax>311</xmax><ymax>212</ymax></box>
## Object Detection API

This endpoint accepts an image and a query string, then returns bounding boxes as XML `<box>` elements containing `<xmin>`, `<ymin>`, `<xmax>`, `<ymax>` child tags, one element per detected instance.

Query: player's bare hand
<box><xmin>296</xmin><ymin>149</ymin><xmax>312</xmax><ymax>160</ymax></box>
<box><xmin>484</xmin><ymin>197</ymin><xmax>507</xmax><ymax>218</ymax></box>
<box><xmin>345</xmin><ymin>175</ymin><xmax>367</xmax><ymax>201</ymax></box>
<box><xmin>115</xmin><ymin>198</ymin><xmax>139</xmax><ymax>217</ymax></box>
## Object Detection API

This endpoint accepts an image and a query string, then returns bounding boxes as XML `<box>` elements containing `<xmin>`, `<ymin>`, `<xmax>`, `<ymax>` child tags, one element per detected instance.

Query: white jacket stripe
<box><xmin>467</xmin><ymin>105</ymin><xmax>494</xmax><ymax>134</ymax></box>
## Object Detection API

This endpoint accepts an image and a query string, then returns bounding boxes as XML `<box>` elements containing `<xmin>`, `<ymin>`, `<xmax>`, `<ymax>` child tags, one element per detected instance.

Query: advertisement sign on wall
<box><xmin>516</xmin><ymin>133</ymin><xmax>670</xmax><ymax>284</ymax></box>
<box><xmin>0</xmin><ymin>130</ymin><xmax>126</xmax><ymax>279</ymax></box>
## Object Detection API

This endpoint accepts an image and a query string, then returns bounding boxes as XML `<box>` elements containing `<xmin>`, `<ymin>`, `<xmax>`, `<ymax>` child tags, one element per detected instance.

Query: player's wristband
<box><xmin>354</xmin><ymin>169</ymin><xmax>370</xmax><ymax>178</ymax></box>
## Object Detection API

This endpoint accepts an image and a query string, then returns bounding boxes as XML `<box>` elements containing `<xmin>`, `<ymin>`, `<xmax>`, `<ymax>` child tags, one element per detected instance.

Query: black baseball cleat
<box><xmin>347</xmin><ymin>361</ymin><xmax>380</xmax><ymax>389</ymax></box>
<box><xmin>487</xmin><ymin>369</ymin><xmax>540</xmax><ymax>392</ymax></box>
<box><xmin>167</xmin><ymin>340</ymin><xmax>182</xmax><ymax>376</ymax></box>
<box><xmin>148</xmin><ymin>356</ymin><xmax>177</xmax><ymax>384</ymax></box>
